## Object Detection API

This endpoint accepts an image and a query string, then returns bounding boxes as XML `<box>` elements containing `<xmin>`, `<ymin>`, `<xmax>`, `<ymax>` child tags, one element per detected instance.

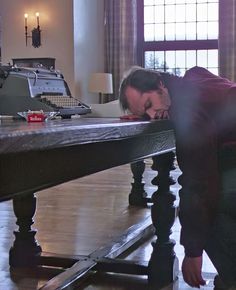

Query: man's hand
<box><xmin>182</xmin><ymin>256</ymin><xmax>206</xmax><ymax>288</ymax></box>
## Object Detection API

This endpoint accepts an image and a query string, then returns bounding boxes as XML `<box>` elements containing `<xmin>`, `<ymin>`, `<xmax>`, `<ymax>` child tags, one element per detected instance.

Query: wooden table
<box><xmin>0</xmin><ymin>117</ymin><xmax>178</xmax><ymax>289</ymax></box>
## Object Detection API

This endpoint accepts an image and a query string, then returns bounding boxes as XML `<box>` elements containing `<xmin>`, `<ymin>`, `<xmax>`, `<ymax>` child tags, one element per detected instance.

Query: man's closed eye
<box><xmin>144</xmin><ymin>100</ymin><xmax>152</xmax><ymax>111</ymax></box>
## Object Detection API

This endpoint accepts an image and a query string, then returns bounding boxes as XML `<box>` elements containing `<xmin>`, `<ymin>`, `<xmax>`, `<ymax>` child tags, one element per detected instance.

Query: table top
<box><xmin>0</xmin><ymin>117</ymin><xmax>175</xmax><ymax>200</ymax></box>
<box><xmin>0</xmin><ymin>117</ymin><xmax>174</xmax><ymax>154</ymax></box>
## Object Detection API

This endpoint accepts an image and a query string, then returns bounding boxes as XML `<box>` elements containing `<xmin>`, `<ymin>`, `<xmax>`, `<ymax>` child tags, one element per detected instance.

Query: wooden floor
<box><xmin>0</xmin><ymin>160</ymin><xmax>217</xmax><ymax>289</ymax></box>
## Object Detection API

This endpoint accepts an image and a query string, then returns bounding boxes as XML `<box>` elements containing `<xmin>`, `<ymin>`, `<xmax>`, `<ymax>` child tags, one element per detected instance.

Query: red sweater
<box><xmin>162</xmin><ymin>66</ymin><xmax>236</xmax><ymax>257</ymax></box>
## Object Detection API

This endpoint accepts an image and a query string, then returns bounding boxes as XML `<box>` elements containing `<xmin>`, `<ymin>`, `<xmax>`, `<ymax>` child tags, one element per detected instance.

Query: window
<box><xmin>137</xmin><ymin>0</ymin><xmax>219</xmax><ymax>75</ymax></box>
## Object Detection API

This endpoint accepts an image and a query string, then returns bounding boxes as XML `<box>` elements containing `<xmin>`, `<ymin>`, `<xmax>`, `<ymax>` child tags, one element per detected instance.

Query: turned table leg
<box><xmin>148</xmin><ymin>152</ymin><xmax>179</xmax><ymax>289</ymax></box>
<box><xmin>129</xmin><ymin>160</ymin><xmax>153</xmax><ymax>206</ymax></box>
<box><xmin>9</xmin><ymin>192</ymin><xmax>42</xmax><ymax>267</ymax></box>
<box><xmin>129</xmin><ymin>160</ymin><xmax>149</xmax><ymax>206</ymax></box>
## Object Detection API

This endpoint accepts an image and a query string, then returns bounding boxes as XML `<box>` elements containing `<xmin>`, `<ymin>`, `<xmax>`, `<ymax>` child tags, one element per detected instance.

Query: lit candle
<box><xmin>35</xmin><ymin>12</ymin><xmax>40</xmax><ymax>27</ymax></box>
<box><xmin>24</xmin><ymin>13</ymin><xmax>28</xmax><ymax>27</ymax></box>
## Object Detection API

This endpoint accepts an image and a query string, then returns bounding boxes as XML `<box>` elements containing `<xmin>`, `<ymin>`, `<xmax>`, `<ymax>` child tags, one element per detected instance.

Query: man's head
<box><xmin>119</xmin><ymin>67</ymin><xmax>171</xmax><ymax>119</ymax></box>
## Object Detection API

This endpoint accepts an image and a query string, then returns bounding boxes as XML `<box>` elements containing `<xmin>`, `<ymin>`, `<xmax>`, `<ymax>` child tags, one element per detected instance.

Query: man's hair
<box><xmin>119</xmin><ymin>66</ymin><xmax>163</xmax><ymax>111</ymax></box>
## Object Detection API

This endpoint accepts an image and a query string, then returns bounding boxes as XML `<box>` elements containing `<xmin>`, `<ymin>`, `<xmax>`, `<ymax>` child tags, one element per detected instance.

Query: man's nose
<box><xmin>146</xmin><ymin>108</ymin><xmax>156</xmax><ymax>119</ymax></box>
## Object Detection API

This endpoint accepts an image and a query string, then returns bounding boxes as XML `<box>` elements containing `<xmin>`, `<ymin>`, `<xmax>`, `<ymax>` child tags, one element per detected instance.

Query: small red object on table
<box><xmin>120</xmin><ymin>114</ymin><xmax>141</xmax><ymax>121</ymax></box>
<box><xmin>27</xmin><ymin>111</ymin><xmax>46</xmax><ymax>122</ymax></box>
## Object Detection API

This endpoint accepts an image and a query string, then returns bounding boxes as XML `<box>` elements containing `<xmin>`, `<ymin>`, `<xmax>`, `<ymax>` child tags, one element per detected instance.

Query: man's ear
<box><xmin>159</xmin><ymin>81</ymin><xmax>166</xmax><ymax>88</ymax></box>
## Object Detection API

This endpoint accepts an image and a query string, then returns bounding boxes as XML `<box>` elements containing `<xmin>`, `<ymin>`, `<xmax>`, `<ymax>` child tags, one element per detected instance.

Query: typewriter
<box><xmin>0</xmin><ymin>65</ymin><xmax>91</xmax><ymax>117</ymax></box>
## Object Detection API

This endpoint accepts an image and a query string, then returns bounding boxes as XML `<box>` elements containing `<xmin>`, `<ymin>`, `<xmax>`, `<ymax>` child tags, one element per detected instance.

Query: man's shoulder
<box><xmin>186</xmin><ymin>66</ymin><xmax>207</xmax><ymax>72</ymax></box>
<box><xmin>184</xmin><ymin>66</ymin><xmax>213</xmax><ymax>79</ymax></box>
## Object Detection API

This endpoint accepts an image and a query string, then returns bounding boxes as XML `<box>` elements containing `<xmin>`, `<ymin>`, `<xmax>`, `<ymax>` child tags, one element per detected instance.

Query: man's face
<box><xmin>125</xmin><ymin>84</ymin><xmax>171</xmax><ymax>119</ymax></box>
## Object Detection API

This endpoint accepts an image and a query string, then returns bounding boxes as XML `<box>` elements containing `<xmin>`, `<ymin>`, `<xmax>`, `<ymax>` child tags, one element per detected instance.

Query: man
<box><xmin>119</xmin><ymin>66</ymin><xmax>236</xmax><ymax>289</ymax></box>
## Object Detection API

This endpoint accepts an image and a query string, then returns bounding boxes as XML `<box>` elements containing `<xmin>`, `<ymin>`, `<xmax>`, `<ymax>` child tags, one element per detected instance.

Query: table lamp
<box><xmin>88</xmin><ymin>73</ymin><xmax>113</xmax><ymax>103</ymax></box>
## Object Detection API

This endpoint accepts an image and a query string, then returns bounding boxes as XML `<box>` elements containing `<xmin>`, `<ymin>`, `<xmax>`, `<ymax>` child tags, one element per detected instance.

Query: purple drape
<box><xmin>104</xmin><ymin>0</ymin><xmax>138</xmax><ymax>101</ymax></box>
<box><xmin>219</xmin><ymin>0</ymin><xmax>236</xmax><ymax>81</ymax></box>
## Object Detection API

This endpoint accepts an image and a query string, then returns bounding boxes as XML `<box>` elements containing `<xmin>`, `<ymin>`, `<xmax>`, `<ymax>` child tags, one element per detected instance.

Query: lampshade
<box><xmin>88</xmin><ymin>73</ymin><xmax>113</xmax><ymax>94</ymax></box>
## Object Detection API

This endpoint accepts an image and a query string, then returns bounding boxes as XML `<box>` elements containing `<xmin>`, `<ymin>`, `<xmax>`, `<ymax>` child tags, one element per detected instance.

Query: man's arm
<box><xmin>173</xmin><ymin>102</ymin><xmax>220</xmax><ymax>254</ymax></box>
<box><xmin>174</xmin><ymin>108</ymin><xmax>220</xmax><ymax>286</ymax></box>
<box><xmin>176</xmin><ymin>116</ymin><xmax>220</xmax><ymax>257</ymax></box>
<box><xmin>182</xmin><ymin>256</ymin><xmax>206</xmax><ymax>288</ymax></box>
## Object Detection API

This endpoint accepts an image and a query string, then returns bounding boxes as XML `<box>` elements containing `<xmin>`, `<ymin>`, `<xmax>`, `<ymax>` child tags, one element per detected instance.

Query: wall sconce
<box><xmin>24</xmin><ymin>12</ymin><xmax>41</xmax><ymax>48</ymax></box>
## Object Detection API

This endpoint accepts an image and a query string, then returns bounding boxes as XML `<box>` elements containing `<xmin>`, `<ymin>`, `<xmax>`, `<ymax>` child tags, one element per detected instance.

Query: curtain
<box><xmin>219</xmin><ymin>0</ymin><xmax>236</xmax><ymax>81</ymax></box>
<box><xmin>104</xmin><ymin>0</ymin><xmax>138</xmax><ymax>101</ymax></box>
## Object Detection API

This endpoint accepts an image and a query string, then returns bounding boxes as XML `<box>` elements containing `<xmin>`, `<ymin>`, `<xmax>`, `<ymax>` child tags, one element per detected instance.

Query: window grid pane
<box><xmin>144</xmin><ymin>0</ymin><xmax>219</xmax><ymax>41</ymax></box>
<box><xmin>144</xmin><ymin>49</ymin><xmax>218</xmax><ymax>75</ymax></box>
<box><xmin>142</xmin><ymin>0</ymin><xmax>219</xmax><ymax>74</ymax></box>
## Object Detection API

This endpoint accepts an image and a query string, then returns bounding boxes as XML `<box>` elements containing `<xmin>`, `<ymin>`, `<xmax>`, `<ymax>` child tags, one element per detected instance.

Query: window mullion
<box><xmin>137</xmin><ymin>0</ymin><xmax>219</xmax><ymax>74</ymax></box>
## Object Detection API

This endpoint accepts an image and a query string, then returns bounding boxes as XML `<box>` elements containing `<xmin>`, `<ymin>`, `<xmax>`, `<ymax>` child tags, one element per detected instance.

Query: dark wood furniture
<box><xmin>0</xmin><ymin>117</ymin><xmax>177</xmax><ymax>289</ymax></box>
<box><xmin>12</xmin><ymin>57</ymin><xmax>55</xmax><ymax>69</ymax></box>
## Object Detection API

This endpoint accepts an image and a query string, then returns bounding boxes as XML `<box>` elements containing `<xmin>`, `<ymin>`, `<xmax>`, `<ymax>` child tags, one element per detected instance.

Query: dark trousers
<box><xmin>205</xmin><ymin>148</ymin><xmax>236</xmax><ymax>287</ymax></box>
<box><xmin>205</xmin><ymin>214</ymin><xmax>236</xmax><ymax>286</ymax></box>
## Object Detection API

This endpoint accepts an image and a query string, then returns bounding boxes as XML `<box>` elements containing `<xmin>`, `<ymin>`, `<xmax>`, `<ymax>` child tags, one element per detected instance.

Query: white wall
<box><xmin>0</xmin><ymin>0</ymin><xmax>104</xmax><ymax>102</ymax></box>
<box><xmin>73</xmin><ymin>0</ymin><xmax>105</xmax><ymax>102</ymax></box>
